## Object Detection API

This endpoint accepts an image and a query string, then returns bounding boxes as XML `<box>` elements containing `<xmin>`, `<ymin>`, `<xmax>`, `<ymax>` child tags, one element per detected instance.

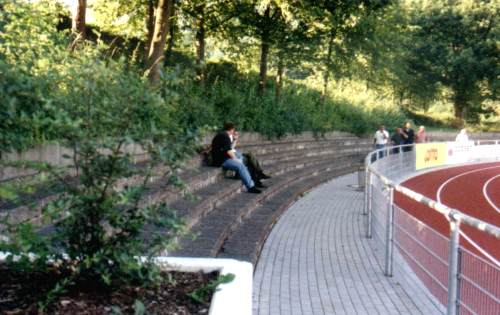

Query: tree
<box><xmin>401</xmin><ymin>1</ymin><xmax>499</xmax><ymax>124</ymax></box>
<box><xmin>69</xmin><ymin>0</ymin><xmax>87</xmax><ymax>50</ymax></box>
<box><xmin>229</xmin><ymin>1</ymin><xmax>302</xmax><ymax>96</ymax></box>
<box><xmin>145</xmin><ymin>0</ymin><xmax>174</xmax><ymax>82</ymax></box>
<box><xmin>305</xmin><ymin>0</ymin><xmax>391</xmax><ymax>97</ymax></box>
<box><xmin>145</xmin><ymin>0</ymin><xmax>158</xmax><ymax>54</ymax></box>
<box><xmin>180</xmin><ymin>0</ymin><xmax>237</xmax><ymax>83</ymax></box>
<box><xmin>272</xmin><ymin>11</ymin><xmax>319</xmax><ymax>100</ymax></box>
<box><xmin>72</xmin><ymin>0</ymin><xmax>87</xmax><ymax>37</ymax></box>
<box><xmin>90</xmin><ymin>0</ymin><xmax>164</xmax><ymax>66</ymax></box>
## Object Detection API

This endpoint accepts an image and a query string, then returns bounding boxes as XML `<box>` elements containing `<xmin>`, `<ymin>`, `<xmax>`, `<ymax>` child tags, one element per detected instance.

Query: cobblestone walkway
<box><xmin>253</xmin><ymin>173</ymin><xmax>442</xmax><ymax>315</ymax></box>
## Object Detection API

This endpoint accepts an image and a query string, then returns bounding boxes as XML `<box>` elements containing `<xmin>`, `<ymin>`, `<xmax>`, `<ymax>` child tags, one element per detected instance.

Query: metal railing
<box><xmin>364</xmin><ymin>140</ymin><xmax>500</xmax><ymax>315</ymax></box>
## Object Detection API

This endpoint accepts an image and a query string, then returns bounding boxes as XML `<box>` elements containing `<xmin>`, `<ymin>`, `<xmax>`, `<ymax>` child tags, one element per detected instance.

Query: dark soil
<box><xmin>0</xmin><ymin>264</ymin><xmax>217</xmax><ymax>315</ymax></box>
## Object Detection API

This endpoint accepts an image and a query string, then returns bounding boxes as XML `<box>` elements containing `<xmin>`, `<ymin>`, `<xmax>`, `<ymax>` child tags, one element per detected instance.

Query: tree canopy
<box><xmin>1</xmin><ymin>0</ymin><xmax>499</xmax><ymax>154</ymax></box>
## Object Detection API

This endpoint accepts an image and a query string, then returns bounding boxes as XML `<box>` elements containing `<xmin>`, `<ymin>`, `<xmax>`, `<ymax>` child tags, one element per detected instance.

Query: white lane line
<box><xmin>436</xmin><ymin>165</ymin><xmax>500</xmax><ymax>206</ymax></box>
<box><xmin>459</xmin><ymin>230</ymin><xmax>500</xmax><ymax>268</ymax></box>
<box><xmin>483</xmin><ymin>174</ymin><xmax>500</xmax><ymax>215</ymax></box>
<box><xmin>435</xmin><ymin>165</ymin><xmax>500</xmax><ymax>266</ymax></box>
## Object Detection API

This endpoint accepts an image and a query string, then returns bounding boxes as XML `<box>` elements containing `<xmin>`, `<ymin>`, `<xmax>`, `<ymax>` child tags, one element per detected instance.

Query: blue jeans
<box><xmin>222</xmin><ymin>158</ymin><xmax>255</xmax><ymax>189</ymax></box>
<box><xmin>375</xmin><ymin>144</ymin><xmax>386</xmax><ymax>158</ymax></box>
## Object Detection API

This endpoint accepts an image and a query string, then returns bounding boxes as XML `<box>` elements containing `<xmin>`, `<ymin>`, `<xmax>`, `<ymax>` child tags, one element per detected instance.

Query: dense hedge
<box><xmin>167</xmin><ymin>63</ymin><xmax>408</xmax><ymax>138</ymax></box>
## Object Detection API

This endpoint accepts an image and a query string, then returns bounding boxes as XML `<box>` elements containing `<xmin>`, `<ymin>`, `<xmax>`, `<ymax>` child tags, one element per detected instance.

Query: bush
<box><xmin>0</xmin><ymin>1</ymin><xmax>201</xmax><ymax>308</ymax></box>
<box><xmin>368</xmin><ymin>107</ymin><xmax>410</xmax><ymax>133</ymax></box>
<box><xmin>163</xmin><ymin>66</ymin><xmax>396</xmax><ymax>139</ymax></box>
<box><xmin>0</xmin><ymin>61</ymin><xmax>52</xmax><ymax>152</ymax></box>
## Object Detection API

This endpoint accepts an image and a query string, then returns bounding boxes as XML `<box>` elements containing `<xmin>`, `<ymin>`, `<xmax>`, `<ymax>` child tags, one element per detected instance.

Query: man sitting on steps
<box><xmin>211</xmin><ymin>122</ymin><xmax>266</xmax><ymax>194</ymax></box>
<box><xmin>230</xmin><ymin>130</ymin><xmax>271</xmax><ymax>184</ymax></box>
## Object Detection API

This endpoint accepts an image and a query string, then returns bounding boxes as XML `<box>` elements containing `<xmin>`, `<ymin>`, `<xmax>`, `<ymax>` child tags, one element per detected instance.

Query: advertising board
<box><xmin>415</xmin><ymin>143</ymin><xmax>448</xmax><ymax>170</ymax></box>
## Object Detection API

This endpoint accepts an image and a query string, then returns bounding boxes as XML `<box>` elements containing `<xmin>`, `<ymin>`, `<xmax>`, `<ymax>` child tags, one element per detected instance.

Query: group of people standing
<box><xmin>373</xmin><ymin>122</ymin><xmax>427</xmax><ymax>155</ymax></box>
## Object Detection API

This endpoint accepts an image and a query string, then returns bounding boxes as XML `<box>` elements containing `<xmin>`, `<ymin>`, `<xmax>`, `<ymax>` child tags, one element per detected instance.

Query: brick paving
<box><xmin>253</xmin><ymin>173</ymin><xmax>443</xmax><ymax>315</ymax></box>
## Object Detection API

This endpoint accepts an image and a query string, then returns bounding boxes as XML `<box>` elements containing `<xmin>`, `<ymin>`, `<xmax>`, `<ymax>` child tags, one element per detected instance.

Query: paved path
<box><xmin>253</xmin><ymin>173</ymin><xmax>442</xmax><ymax>315</ymax></box>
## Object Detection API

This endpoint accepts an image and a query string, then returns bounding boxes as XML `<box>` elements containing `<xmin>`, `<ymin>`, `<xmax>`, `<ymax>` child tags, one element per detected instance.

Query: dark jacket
<box><xmin>211</xmin><ymin>131</ymin><xmax>232</xmax><ymax>167</ymax></box>
<box><xmin>391</xmin><ymin>133</ymin><xmax>404</xmax><ymax>146</ymax></box>
<box><xmin>403</xmin><ymin>128</ymin><xmax>415</xmax><ymax>144</ymax></box>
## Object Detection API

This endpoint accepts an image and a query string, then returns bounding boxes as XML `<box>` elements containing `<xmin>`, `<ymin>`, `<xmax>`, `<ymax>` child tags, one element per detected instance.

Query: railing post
<box><xmin>384</xmin><ymin>187</ymin><xmax>395</xmax><ymax>276</ymax></box>
<box><xmin>366</xmin><ymin>171</ymin><xmax>373</xmax><ymax>238</ymax></box>
<box><xmin>447</xmin><ymin>217</ymin><xmax>461</xmax><ymax>315</ymax></box>
<box><xmin>363</xmin><ymin>165</ymin><xmax>369</xmax><ymax>215</ymax></box>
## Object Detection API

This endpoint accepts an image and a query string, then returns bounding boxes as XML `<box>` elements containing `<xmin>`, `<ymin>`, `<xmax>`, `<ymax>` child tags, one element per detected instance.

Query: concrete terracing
<box><xmin>253</xmin><ymin>173</ymin><xmax>442</xmax><ymax>315</ymax></box>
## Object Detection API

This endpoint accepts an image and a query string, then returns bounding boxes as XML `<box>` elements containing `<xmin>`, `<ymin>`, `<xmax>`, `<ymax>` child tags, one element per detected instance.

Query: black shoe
<box><xmin>248</xmin><ymin>186</ymin><xmax>262</xmax><ymax>194</ymax></box>
<box><xmin>259</xmin><ymin>172</ymin><xmax>271</xmax><ymax>180</ymax></box>
<box><xmin>255</xmin><ymin>181</ymin><xmax>267</xmax><ymax>188</ymax></box>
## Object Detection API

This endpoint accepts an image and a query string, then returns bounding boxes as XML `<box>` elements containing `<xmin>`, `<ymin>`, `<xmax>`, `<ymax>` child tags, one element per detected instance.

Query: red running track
<box><xmin>394</xmin><ymin>162</ymin><xmax>500</xmax><ymax>314</ymax></box>
<box><xmin>395</xmin><ymin>162</ymin><xmax>500</xmax><ymax>261</ymax></box>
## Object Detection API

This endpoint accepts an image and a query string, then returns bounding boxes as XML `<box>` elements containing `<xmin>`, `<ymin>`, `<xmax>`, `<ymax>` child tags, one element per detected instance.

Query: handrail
<box><xmin>364</xmin><ymin>140</ymin><xmax>500</xmax><ymax>315</ymax></box>
<box><xmin>368</xmin><ymin>162</ymin><xmax>500</xmax><ymax>239</ymax></box>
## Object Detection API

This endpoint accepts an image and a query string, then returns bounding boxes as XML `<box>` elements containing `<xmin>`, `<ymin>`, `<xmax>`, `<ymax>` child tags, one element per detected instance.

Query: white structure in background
<box><xmin>455</xmin><ymin>129</ymin><xmax>469</xmax><ymax>143</ymax></box>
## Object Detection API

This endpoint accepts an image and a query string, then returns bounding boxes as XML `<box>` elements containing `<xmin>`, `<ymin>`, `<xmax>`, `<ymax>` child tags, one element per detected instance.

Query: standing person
<box><xmin>373</xmin><ymin>125</ymin><xmax>389</xmax><ymax>157</ymax></box>
<box><xmin>391</xmin><ymin>127</ymin><xmax>405</xmax><ymax>154</ymax></box>
<box><xmin>415</xmin><ymin>125</ymin><xmax>427</xmax><ymax>143</ymax></box>
<box><xmin>401</xmin><ymin>122</ymin><xmax>415</xmax><ymax>152</ymax></box>
<box><xmin>455</xmin><ymin>128</ymin><xmax>469</xmax><ymax>143</ymax></box>
<box><xmin>211</xmin><ymin>122</ymin><xmax>262</xmax><ymax>194</ymax></box>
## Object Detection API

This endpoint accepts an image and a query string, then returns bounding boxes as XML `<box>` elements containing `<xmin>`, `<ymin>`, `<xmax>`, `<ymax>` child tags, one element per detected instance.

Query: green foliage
<box><xmin>403</xmin><ymin>1</ymin><xmax>498</xmax><ymax>122</ymax></box>
<box><xmin>187</xmin><ymin>273</ymin><xmax>235</xmax><ymax>304</ymax></box>
<box><xmin>0</xmin><ymin>0</ymin><xmax>65</xmax><ymax>151</ymax></box>
<box><xmin>8</xmin><ymin>0</ymin><xmax>498</xmax><ymax>310</ymax></box>
<box><xmin>0</xmin><ymin>0</ymin><xmax>201</xmax><ymax>308</ymax></box>
<box><xmin>162</xmin><ymin>61</ymin><xmax>407</xmax><ymax>137</ymax></box>
<box><xmin>362</xmin><ymin>0</ymin><xmax>499</xmax><ymax>124</ymax></box>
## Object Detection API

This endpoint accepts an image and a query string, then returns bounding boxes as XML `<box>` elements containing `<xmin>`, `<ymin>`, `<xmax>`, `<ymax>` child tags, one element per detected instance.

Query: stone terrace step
<box><xmin>201</xmin><ymin>132</ymin><xmax>361</xmax><ymax>148</ymax></box>
<box><xmin>217</xmin><ymin>166</ymin><xmax>359</xmax><ymax>264</ymax></box>
<box><xmin>169</xmin><ymin>155</ymin><xmax>362</xmax><ymax>258</ymax></box>
<box><xmin>131</xmin><ymin>141</ymin><xmax>368</xmax><ymax>214</ymax></box>
<box><xmin>166</xmin><ymin>150</ymin><xmax>366</xmax><ymax>232</ymax></box>
<box><xmin>1</xmin><ymin>137</ymin><xmax>368</xmax><ymax>210</ymax></box>
<box><xmin>239</xmin><ymin>137</ymin><xmax>370</xmax><ymax>156</ymax></box>
<box><xmin>180</xmin><ymin>136</ymin><xmax>370</xmax><ymax>170</ymax></box>
<box><xmin>1</xmin><ymin>138</ymin><xmax>369</xmax><ymax>227</ymax></box>
<box><xmin>257</xmin><ymin>143</ymin><xmax>366</xmax><ymax>167</ymax></box>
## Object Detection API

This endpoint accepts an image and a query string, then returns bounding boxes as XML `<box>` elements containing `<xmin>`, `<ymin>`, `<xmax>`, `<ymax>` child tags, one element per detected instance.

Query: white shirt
<box><xmin>374</xmin><ymin>130</ymin><xmax>389</xmax><ymax>145</ymax></box>
<box><xmin>455</xmin><ymin>133</ymin><xmax>469</xmax><ymax>143</ymax></box>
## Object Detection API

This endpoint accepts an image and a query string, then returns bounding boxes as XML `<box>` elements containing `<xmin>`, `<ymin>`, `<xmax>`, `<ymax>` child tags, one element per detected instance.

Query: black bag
<box><xmin>201</xmin><ymin>145</ymin><xmax>214</xmax><ymax>166</ymax></box>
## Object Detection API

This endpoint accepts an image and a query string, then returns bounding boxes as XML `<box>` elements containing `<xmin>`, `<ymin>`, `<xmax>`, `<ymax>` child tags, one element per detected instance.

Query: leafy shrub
<box><xmin>0</xmin><ymin>65</ymin><xmax>200</xmax><ymax>307</ymax></box>
<box><xmin>368</xmin><ymin>106</ymin><xmax>409</xmax><ymax>132</ymax></box>
<box><xmin>0</xmin><ymin>0</ymin><xmax>71</xmax><ymax>152</ymax></box>
<box><xmin>0</xmin><ymin>1</ymin><xmax>202</xmax><ymax>308</ymax></box>
<box><xmin>187</xmin><ymin>273</ymin><xmax>235</xmax><ymax>305</ymax></box>
<box><xmin>0</xmin><ymin>61</ymin><xmax>51</xmax><ymax>152</ymax></box>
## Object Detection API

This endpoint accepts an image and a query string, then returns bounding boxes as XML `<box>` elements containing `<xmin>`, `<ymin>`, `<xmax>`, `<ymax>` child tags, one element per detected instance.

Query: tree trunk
<box><xmin>453</xmin><ymin>99</ymin><xmax>466</xmax><ymax>127</ymax></box>
<box><xmin>165</xmin><ymin>3</ymin><xmax>176</xmax><ymax>61</ymax></box>
<box><xmin>69</xmin><ymin>0</ymin><xmax>86</xmax><ymax>51</ymax></box>
<box><xmin>275</xmin><ymin>56</ymin><xmax>284</xmax><ymax>101</ymax></box>
<box><xmin>322</xmin><ymin>32</ymin><xmax>335</xmax><ymax>98</ymax></box>
<box><xmin>72</xmin><ymin>0</ymin><xmax>87</xmax><ymax>37</ymax></box>
<box><xmin>195</xmin><ymin>6</ymin><xmax>206</xmax><ymax>84</ymax></box>
<box><xmin>145</xmin><ymin>0</ymin><xmax>156</xmax><ymax>60</ymax></box>
<box><xmin>258</xmin><ymin>38</ymin><xmax>270</xmax><ymax>96</ymax></box>
<box><xmin>257</xmin><ymin>8</ymin><xmax>271</xmax><ymax>96</ymax></box>
<box><xmin>146</xmin><ymin>0</ymin><xmax>173</xmax><ymax>83</ymax></box>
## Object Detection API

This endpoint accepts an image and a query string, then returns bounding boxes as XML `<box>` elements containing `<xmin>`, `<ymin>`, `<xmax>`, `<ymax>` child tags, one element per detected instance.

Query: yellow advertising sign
<box><xmin>415</xmin><ymin>143</ymin><xmax>448</xmax><ymax>170</ymax></box>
